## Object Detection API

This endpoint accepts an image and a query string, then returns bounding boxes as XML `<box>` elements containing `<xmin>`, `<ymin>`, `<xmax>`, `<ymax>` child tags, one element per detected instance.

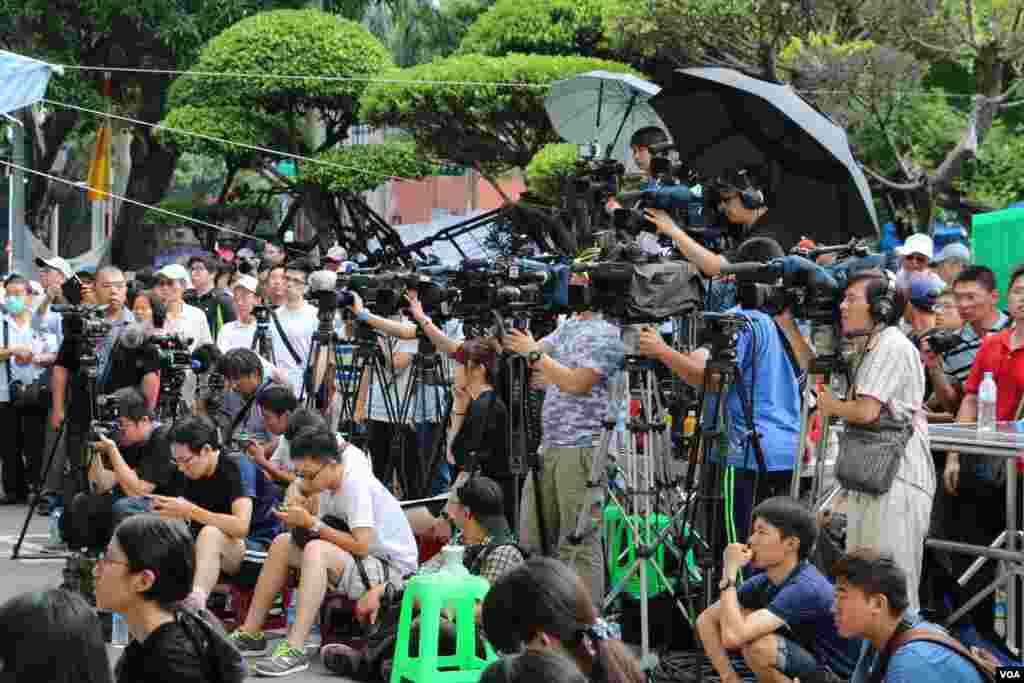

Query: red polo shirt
<box><xmin>964</xmin><ymin>327</ymin><xmax>1024</xmax><ymax>420</ymax></box>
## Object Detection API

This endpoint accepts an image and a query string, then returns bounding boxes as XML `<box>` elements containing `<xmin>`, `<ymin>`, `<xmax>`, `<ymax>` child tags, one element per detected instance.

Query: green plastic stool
<box><xmin>604</xmin><ymin>506</ymin><xmax>701</xmax><ymax>598</ymax></box>
<box><xmin>390</xmin><ymin>571</ymin><xmax>497</xmax><ymax>683</ymax></box>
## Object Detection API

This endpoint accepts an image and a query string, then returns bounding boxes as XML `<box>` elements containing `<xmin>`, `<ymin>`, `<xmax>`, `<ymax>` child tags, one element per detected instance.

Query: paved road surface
<box><xmin>0</xmin><ymin>505</ymin><xmax>352</xmax><ymax>682</ymax></box>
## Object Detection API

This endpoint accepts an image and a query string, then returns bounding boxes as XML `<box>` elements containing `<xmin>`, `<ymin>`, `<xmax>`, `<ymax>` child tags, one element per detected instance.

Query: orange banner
<box><xmin>86</xmin><ymin>124</ymin><xmax>112</xmax><ymax>202</ymax></box>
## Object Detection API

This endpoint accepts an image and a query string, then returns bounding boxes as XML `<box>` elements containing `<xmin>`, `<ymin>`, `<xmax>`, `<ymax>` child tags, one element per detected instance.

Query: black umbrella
<box><xmin>651</xmin><ymin>68</ymin><xmax>879</xmax><ymax>249</ymax></box>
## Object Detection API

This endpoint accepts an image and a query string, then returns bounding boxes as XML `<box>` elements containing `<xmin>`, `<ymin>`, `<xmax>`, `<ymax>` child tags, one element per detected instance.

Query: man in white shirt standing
<box><xmin>217</xmin><ymin>274</ymin><xmax>264</xmax><ymax>354</ymax></box>
<box><xmin>154</xmin><ymin>263</ymin><xmax>213</xmax><ymax>351</ymax></box>
<box><xmin>271</xmin><ymin>261</ymin><xmax>318</xmax><ymax>397</ymax></box>
<box><xmin>154</xmin><ymin>263</ymin><xmax>213</xmax><ymax>410</ymax></box>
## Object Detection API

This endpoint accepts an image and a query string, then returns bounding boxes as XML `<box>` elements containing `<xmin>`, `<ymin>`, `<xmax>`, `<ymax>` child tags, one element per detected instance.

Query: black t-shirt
<box><xmin>726</xmin><ymin>216</ymin><xmax>795</xmax><ymax>256</ymax></box>
<box><xmin>117</xmin><ymin>425</ymin><xmax>184</xmax><ymax>497</ymax></box>
<box><xmin>194</xmin><ymin>288</ymin><xmax>237</xmax><ymax>338</ymax></box>
<box><xmin>115</xmin><ymin>620</ymin><xmax>209</xmax><ymax>683</ymax></box>
<box><xmin>57</xmin><ymin>333</ymin><xmax>161</xmax><ymax>421</ymax></box>
<box><xmin>451</xmin><ymin>389</ymin><xmax>510</xmax><ymax>477</ymax></box>
<box><xmin>182</xmin><ymin>453</ymin><xmax>247</xmax><ymax>536</ymax></box>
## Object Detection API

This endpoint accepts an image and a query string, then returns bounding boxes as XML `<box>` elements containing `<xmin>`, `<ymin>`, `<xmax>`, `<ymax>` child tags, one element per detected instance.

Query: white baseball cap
<box><xmin>232</xmin><ymin>274</ymin><xmax>259</xmax><ymax>294</ymax></box>
<box><xmin>35</xmin><ymin>256</ymin><xmax>73</xmax><ymax>279</ymax></box>
<box><xmin>895</xmin><ymin>233</ymin><xmax>934</xmax><ymax>260</ymax></box>
<box><xmin>326</xmin><ymin>246</ymin><xmax>347</xmax><ymax>262</ymax></box>
<box><xmin>156</xmin><ymin>263</ymin><xmax>193</xmax><ymax>288</ymax></box>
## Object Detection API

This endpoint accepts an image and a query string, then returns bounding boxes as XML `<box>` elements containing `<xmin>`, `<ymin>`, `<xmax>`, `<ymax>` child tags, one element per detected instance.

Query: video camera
<box><xmin>89</xmin><ymin>393</ymin><xmax>120</xmax><ymax>441</ymax></box>
<box><xmin>52</xmin><ymin>304</ymin><xmax>113</xmax><ymax>347</ymax></box>
<box><xmin>726</xmin><ymin>255</ymin><xmax>842</xmax><ymax>324</ymax></box>
<box><xmin>920</xmin><ymin>328</ymin><xmax>966</xmax><ymax>355</ymax></box>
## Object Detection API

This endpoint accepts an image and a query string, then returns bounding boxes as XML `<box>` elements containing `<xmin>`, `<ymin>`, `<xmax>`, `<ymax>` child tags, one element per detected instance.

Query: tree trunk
<box><xmin>109</xmin><ymin>76</ymin><xmax>179</xmax><ymax>269</ymax></box>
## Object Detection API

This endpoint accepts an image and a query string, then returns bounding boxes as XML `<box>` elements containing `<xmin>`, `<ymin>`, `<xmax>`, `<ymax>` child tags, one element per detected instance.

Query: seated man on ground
<box><xmin>65</xmin><ymin>387</ymin><xmax>180</xmax><ymax>552</ymax></box>
<box><xmin>321</xmin><ymin>475</ymin><xmax>528</xmax><ymax>680</ymax></box>
<box><xmin>834</xmin><ymin>546</ymin><xmax>987</xmax><ymax>683</ymax></box>
<box><xmin>229</xmin><ymin>427</ymin><xmax>418</xmax><ymax>678</ymax></box>
<box><xmin>244</xmin><ymin>385</ymin><xmax>299</xmax><ymax>487</ymax></box>
<box><xmin>696</xmin><ymin>497</ymin><xmax>860</xmax><ymax>683</ymax></box>
<box><xmin>154</xmin><ymin>416</ymin><xmax>262</xmax><ymax>615</ymax></box>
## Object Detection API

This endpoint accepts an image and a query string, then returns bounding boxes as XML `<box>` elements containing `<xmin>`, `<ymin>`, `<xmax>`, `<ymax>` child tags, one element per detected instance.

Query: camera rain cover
<box><xmin>624</xmin><ymin>260</ymin><xmax>705</xmax><ymax>319</ymax></box>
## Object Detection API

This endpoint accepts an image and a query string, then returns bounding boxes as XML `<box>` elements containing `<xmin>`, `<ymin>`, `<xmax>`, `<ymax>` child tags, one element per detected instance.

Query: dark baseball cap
<box><xmin>906</xmin><ymin>273</ymin><xmax>944</xmax><ymax>313</ymax></box>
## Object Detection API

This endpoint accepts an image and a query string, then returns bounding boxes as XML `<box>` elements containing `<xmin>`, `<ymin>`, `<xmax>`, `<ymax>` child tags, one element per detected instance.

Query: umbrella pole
<box><xmin>607</xmin><ymin>94</ymin><xmax>638</xmax><ymax>160</ymax></box>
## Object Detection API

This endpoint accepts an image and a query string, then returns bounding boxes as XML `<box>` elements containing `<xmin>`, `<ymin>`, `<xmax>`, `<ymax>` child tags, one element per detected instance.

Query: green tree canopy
<box><xmin>458</xmin><ymin>0</ymin><xmax>634</xmax><ymax>58</ymax></box>
<box><xmin>168</xmin><ymin>9</ymin><xmax>394</xmax><ymax>150</ymax></box>
<box><xmin>297</xmin><ymin>140</ymin><xmax>436</xmax><ymax>195</ymax></box>
<box><xmin>157</xmin><ymin>105</ymin><xmax>289</xmax><ymax>169</ymax></box>
<box><xmin>360</xmin><ymin>53</ymin><xmax>645</xmax><ymax>184</ymax></box>
<box><xmin>524</xmin><ymin>142</ymin><xmax>578</xmax><ymax>203</ymax></box>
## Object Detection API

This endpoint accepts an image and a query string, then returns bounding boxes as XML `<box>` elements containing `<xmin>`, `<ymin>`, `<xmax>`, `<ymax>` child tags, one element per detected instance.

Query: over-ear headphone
<box><xmin>866</xmin><ymin>270</ymin><xmax>898</xmax><ymax>324</ymax></box>
<box><xmin>734</xmin><ymin>169</ymin><xmax>765</xmax><ymax>210</ymax></box>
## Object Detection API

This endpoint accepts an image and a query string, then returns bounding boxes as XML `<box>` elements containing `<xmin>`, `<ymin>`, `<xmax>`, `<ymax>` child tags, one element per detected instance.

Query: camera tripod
<box><xmin>394</xmin><ymin>331</ymin><xmax>451</xmax><ymax>500</ymax></box>
<box><xmin>567</xmin><ymin>326</ymin><xmax>694</xmax><ymax>670</ymax></box>
<box><xmin>250</xmin><ymin>307</ymin><xmax>277</xmax><ymax>366</ymax></box>
<box><xmin>789</xmin><ymin>324</ymin><xmax>849</xmax><ymax>507</ymax></box>
<box><xmin>300</xmin><ymin>308</ymin><xmax>340</xmax><ymax>412</ymax></box>
<box><xmin>12</xmin><ymin>336</ymin><xmax>104</xmax><ymax>561</ymax></box>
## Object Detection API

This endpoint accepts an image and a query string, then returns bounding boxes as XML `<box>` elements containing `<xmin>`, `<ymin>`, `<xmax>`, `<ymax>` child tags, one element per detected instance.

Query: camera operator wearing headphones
<box><xmin>691</xmin><ymin>169</ymin><xmax>795</xmax><ymax>254</ymax></box>
<box><xmin>816</xmin><ymin>271</ymin><xmax>934</xmax><ymax>610</ymax></box>
<box><xmin>633</xmin><ymin>228</ymin><xmax>812</xmax><ymax>546</ymax></box>
<box><xmin>502</xmin><ymin>274</ymin><xmax>626</xmax><ymax>601</ymax></box>
<box><xmin>64</xmin><ymin>387</ymin><xmax>180</xmax><ymax>552</ymax></box>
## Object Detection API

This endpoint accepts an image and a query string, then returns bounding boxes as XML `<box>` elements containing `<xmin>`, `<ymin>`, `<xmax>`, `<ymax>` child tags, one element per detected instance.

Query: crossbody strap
<box><xmin>871</xmin><ymin>627</ymin><xmax>992</xmax><ymax>683</ymax></box>
<box><xmin>271</xmin><ymin>309</ymin><xmax>303</xmax><ymax>366</ymax></box>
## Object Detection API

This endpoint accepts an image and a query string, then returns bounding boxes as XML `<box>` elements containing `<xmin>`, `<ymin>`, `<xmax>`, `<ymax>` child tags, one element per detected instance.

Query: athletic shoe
<box><xmin>252</xmin><ymin>641</ymin><xmax>310</xmax><ymax>677</ymax></box>
<box><xmin>227</xmin><ymin>629</ymin><xmax>270</xmax><ymax>657</ymax></box>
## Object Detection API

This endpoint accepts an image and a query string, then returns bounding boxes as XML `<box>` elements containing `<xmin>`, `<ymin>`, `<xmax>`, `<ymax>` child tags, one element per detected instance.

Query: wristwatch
<box><xmin>527</xmin><ymin>350</ymin><xmax>543</xmax><ymax>367</ymax></box>
<box><xmin>310</xmin><ymin>518</ymin><xmax>324</xmax><ymax>536</ymax></box>
<box><xmin>719</xmin><ymin>577</ymin><xmax>737</xmax><ymax>591</ymax></box>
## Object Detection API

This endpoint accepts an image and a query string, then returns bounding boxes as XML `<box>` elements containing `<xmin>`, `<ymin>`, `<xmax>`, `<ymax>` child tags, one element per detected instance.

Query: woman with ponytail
<box><xmin>481</xmin><ymin>557</ymin><xmax>644</xmax><ymax>683</ymax></box>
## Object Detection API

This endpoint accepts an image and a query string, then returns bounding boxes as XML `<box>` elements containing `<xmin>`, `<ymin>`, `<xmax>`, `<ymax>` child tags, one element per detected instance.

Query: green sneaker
<box><xmin>227</xmin><ymin>629</ymin><xmax>270</xmax><ymax>657</ymax></box>
<box><xmin>252</xmin><ymin>640</ymin><xmax>310</xmax><ymax>677</ymax></box>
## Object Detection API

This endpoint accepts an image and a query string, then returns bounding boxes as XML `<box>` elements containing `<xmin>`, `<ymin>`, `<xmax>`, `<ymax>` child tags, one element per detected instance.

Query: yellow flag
<box><xmin>86</xmin><ymin>124</ymin><xmax>112</xmax><ymax>202</ymax></box>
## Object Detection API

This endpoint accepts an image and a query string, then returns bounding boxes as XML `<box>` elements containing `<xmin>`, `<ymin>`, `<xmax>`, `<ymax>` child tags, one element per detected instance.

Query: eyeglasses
<box><xmin>172</xmin><ymin>450</ymin><xmax>201</xmax><ymax>467</ymax></box>
<box><xmin>96</xmin><ymin>550</ymin><xmax>130</xmax><ymax>570</ymax></box>
<box><xmin>101</xmin><ymin>281</ymin><xmax>127</xmax><ymax>289</ymax></box>
<box><xmin>285</xmin><ymin>276</ymin><xmax>306</xmax><ymax>285</ymax></box>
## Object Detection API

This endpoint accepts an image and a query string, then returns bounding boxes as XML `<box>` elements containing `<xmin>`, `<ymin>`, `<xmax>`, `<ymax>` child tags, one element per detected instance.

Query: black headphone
<box><xmin>732</xmin><ymin>169</ymin><xmax>766</xmax><ymax>210</ymax></box>
<box><xmin>866</xmin><ymin>270</ymin><xmax>898</xmax><ymax>324</ymax></box>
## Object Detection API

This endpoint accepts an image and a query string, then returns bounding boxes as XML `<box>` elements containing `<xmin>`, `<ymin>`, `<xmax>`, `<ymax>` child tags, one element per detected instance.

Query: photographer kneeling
<box><xmin>65</xmin><ymin>387</ymin><xmax>181</xmax><ymax>553</ymax></box>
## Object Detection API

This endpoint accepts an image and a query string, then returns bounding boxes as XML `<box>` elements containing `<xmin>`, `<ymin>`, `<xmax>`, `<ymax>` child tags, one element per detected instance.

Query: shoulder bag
<box><xmin>835</xmin><ymin>403</ymin><xmax>913</xmax><ymax>496</ymax></box>
<box><xmin>868</xmin><ymin>626</ymin><xmax>997</xmax><ymax>683</ymax></box>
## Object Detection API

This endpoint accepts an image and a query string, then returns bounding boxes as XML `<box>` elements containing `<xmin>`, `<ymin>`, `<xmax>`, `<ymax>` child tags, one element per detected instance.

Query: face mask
<box><xmin>5</xmin><ymin>296</ymin><xmax>25</xmax><ymax>315</ymax></box>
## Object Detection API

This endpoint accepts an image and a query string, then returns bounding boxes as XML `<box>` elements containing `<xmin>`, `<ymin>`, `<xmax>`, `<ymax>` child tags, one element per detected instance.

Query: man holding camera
<box><xmin>64</xmin><ymin>387</ymin><xmax>180</xmax><ymax>552</ymax></box>
<box><xmin>640</xmin><ymin>211</ymin><xmax>812</xmax><ymax>545</ymax></box>
<box><xmin>502</xmin><ymin>282</ymin><xmax>625</xmax><ymax>601</ymax></box>
<box><xmin>924</xmin><ymin>266</ymin><xmax>1008</xmax><ymax>415</ymax></box>
<box><xmin>51</xmin><ymin>267</ymin><xmax>159</xmax><ymax>530</ymax></box>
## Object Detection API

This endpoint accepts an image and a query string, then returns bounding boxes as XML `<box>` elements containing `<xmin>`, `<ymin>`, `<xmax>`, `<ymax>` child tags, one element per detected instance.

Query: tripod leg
<box><xmin>13</xmin><ymin>416</ymin><xmax>68</xmax><ymax>559</ymax></box>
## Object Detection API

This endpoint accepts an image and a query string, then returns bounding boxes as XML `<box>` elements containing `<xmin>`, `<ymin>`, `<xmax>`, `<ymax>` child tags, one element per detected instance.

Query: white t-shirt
<box><xmin>272</xmin><ymin>303</ymin><xmax>318</xmax><ymax>394</ymax></box>
<box><xmin>166</xmin><ymin>303</ymin><xmax>213</xmax><ymax>351</ymax></box>
<box><xmin>217</xmin><ymin>320</ymin><xmax>257</xmax><ymax>353</ymax></box>
<box><xmin>318</xmin><ymin>444</ymin><xmax>418</xmax><ymax>576</ymax></box>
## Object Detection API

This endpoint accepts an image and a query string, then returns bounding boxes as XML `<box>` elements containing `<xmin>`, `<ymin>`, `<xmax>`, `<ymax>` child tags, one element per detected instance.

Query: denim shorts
<box><xmin>776</xmin><ymin>635</ymin><xmax>819</xmax><ymax>678</ymax></box>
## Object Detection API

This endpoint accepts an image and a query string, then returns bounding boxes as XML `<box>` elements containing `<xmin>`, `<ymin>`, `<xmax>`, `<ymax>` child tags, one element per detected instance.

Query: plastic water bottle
<box><xmin>995</xmin><ymin>583</ymin><xmax>1008</xmax><ymax>638</ymax></box>
<box><xmin>110</xmin><ymin>611</ymin><xmax>129</xmax><ymax>647</ymax></box>
<box><xmin>48</xmin><ymin>508</ymin><xmax>62</xmax><ymax>546</ymax></box>
<box><xmin>978</xmin><ymin>372</ymin><xmax>998</xmax><ymax>432</ymax></box>
<box><xmin>439</xmin><ymin>545</ymin><xmax>468</xmax><ymax>576</ymax></box>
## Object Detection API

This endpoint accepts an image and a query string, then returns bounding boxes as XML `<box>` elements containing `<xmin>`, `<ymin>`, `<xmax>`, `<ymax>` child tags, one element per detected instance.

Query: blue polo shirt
<box><xmin>850</xmin><ymin>613</ymin><xmax>983</xmax><ymax>683</ymax></box>
<box><xmin>704</xmin><ymin>308</ymin><xmax>801</xmax><ymax>472</ymax></box>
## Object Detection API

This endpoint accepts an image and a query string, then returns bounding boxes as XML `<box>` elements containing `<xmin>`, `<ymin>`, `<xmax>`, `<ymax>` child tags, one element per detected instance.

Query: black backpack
<box><xmin>177</xmin><ymin>608</ymin><xmax>247</xmax><ymax>683</ymax></box>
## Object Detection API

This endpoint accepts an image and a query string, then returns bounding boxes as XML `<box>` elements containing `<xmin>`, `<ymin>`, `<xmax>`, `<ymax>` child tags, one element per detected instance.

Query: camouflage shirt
<box><xmin>539</xmin><ymin>316</ymin><xmax>625</xmax><ymax>449</ymax></box>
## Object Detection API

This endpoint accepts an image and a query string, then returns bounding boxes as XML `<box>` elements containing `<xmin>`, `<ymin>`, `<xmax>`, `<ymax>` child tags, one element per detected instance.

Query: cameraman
<box><xmin>51</xmin><ymin>267</ymin><xmax>160</xmax><ymax>519</ymax></box>
<box><xmin>187</xmin><ymin>255</ymin><xmax>236</xmax><ymax>341</ymax></box>
<box><xmin>153</xmin><ymin>263</ymin><xmax>213</xmax><ymax>351</ymax></box>
<box><xmin>635</xmin><ymin>237</ymin><xmax>811</xmax><ymax>545</ymax></box>
<box><xmin>816</xmin><ymin>271</ymin><xmax>934</xmax><ymax>609</ymax></box>
<box><xmin>216</xmin><ymin>274</ymin><xmax>288</xmax><ymax>384</ymax></box>
<box><xmin>606</xmin><ymin>127</ymin><xmax>668</xmax><ymax>209</ymax></box>
<box><xmin>923</xmin><ymin>266</ymin><xmax>1008</xmax><ymax>415</ymax></box>
<box><xmin>65</xmin><ymin>387</ymin><xmax>180</xmax><ymax>552</ymax></box>
<box><xmin>502</xmin><ymin>275</ymin><xmax>626</xmax><ymax>601</ymax></box>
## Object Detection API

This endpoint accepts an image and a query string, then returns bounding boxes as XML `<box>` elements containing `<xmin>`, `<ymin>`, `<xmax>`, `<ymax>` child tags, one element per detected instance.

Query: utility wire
<box><xmin>0</xmin><ymin>159</ymin><xmax>275</xmax><ymax>245</ymax></box>
<box><xmin>40</xmin><ymin>98</ymin><xmax>424</xmax><ymax>184</ymax></box>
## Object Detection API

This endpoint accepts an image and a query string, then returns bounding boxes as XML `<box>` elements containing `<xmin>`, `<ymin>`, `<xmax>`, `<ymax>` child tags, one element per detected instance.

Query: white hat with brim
<box><xmin>895</xmin><ymin>233</ymin><xmax>935</xmax><ymax>260</ymax></box>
